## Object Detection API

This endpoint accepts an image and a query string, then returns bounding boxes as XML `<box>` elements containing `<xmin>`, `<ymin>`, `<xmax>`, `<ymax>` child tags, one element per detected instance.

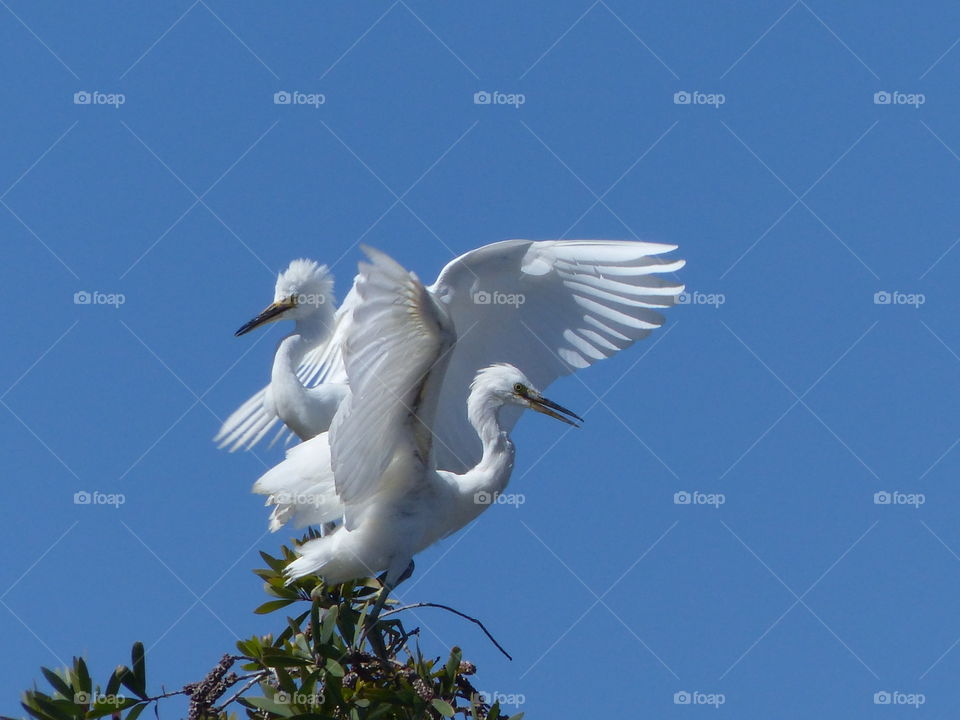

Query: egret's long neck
<box><xmin>272</xmin><ymin>331</ymin><xmax>312</xmax><ymax>389</ymax></box>
<box><xmin>270</xmin><ymin>314</ymin><xmax>332</xmax><ymax>436</ymax></box>
<box><xmin>459</xmin><ymin>388</ymin><xmax>515</xmax><ymax>498</ymax></box>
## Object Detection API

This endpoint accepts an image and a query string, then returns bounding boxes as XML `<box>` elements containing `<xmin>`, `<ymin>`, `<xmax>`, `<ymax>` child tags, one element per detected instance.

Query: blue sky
<box><xmin>2</xmin><ymin>2</ymin><xmax>960</xmax><ymax>717</ymax></box>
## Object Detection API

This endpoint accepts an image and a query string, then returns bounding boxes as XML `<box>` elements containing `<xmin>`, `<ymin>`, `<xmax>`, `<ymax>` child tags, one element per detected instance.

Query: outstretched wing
<box><xmin>427</xmin><ymin>239</ymin><xmax>685</xmax><ymax>473</ymax></box>
<box><xmin>329</xmin><ymin>247</ymin><xmax>455</xmax><ymax>529</ymax></box>
<box><xmin>213</xmin><ymin>290</ymin><xmax>356</xmax><ymax>452</ymax></box>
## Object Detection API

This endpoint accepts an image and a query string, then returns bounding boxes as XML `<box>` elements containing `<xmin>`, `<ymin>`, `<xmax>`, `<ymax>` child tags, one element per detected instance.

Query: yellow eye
<box><xmin>513</xmin><ymin>382</ymin><xmax>525</xmax><ymax>394</ymax></box>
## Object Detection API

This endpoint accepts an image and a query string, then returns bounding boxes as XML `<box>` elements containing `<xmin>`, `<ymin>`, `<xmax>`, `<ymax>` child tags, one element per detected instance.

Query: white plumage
<box><xmin>218</xmin><ymin>240</ymin><xmax>685</xmax><ymax>478</ymax></box>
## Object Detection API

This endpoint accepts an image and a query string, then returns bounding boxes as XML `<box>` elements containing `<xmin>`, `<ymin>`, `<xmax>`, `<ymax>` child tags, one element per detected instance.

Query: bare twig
<box><xmin>212</xmin><ymin>672</ymin><xmax>269</xmax><ymax>714</ymax></box>
<box><xmin>379</xmin><ymin>603</ymin><xmax>512</xmax><ymax>661</ymax></box>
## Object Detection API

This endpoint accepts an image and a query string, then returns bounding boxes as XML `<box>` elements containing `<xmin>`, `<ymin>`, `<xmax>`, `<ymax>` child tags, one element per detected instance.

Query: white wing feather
<box><xmin>426</xmin><ymin>239</ymin><xmax>684</xmax><ymax>473</ymax></box>
<box><xmin>329</xmin><ymin>247</ymin><xmax>454</xmax><ymax>529</ymax></box>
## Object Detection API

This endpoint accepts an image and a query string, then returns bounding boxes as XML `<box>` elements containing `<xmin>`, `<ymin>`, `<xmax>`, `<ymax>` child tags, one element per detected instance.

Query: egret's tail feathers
<box><xmin>285</xmin><ymin>531</ymin><xmax>366</xmax><ymax>582</ymax></box>
<box><xmin>253</xmin><ymin>433</ymin><xmax>342</xmax><ymax>531</ymax></box>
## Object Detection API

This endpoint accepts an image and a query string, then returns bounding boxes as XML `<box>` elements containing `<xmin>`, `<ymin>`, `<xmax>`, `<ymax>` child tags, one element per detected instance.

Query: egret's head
<box><xmin>474</xmin><ymin>364</ymin><xmax>582</xmax><ymax>427</ymax></box>
<box><xmin>236</xmin><ymin>259</ymin><xmax>333</xmax><ymax>336</ymax></box>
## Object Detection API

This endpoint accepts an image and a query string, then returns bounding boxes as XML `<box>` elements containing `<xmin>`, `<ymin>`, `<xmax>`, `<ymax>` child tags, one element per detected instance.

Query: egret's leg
<box><xmin>396</xmin><ymin>559</ymin><xmax>415</xmax><ymax>585</ymax></box>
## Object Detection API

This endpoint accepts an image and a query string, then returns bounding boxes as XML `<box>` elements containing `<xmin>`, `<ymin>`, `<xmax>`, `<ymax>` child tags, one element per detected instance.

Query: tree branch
<box><xmin>379</xmin><ymin>603</ymin><xmax>512</xmax><ymax>661</ymax></box>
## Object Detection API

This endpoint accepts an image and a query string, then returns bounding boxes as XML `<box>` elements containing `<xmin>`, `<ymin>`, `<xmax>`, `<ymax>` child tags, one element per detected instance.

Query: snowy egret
<box><xmin>214</xmin><ymin>259</ymin><xmax>349</xmax><ymax>450</ymax></box>
<box><xmin>219</xmin><ymin>240</ymin><xmax>684</xmax><ymax>471</ymax></box>
<box><xmin>255</xmin><ymin>248</ymin><xmax>582</xmax><ymax>615</ymax></box>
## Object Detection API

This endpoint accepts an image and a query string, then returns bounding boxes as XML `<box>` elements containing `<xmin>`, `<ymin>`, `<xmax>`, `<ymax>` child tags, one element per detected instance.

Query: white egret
<box><xmin>251</xmin><ymin>239</ymin><xmax>684</xmax><ymax>532</ymax></box>
<box><xmin>254</xmin><ymin>248</ymin><xmax>583</xmax><ymax>614</ymax></box>
<box><xmin>219</xmin><ymin>240</ymin><xmax>684</xmax><ymax>471</ymax></box>
<box><xmin>213</xmin><ymin>259</ymin><xmax>349</xmax><ymax>450</ymax></box>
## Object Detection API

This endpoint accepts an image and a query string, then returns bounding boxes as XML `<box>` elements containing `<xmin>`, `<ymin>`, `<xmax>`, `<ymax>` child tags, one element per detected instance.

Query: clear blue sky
<box><xmin>2</xmin><ymin>2</ymin><xmax>959</xmax><ymax>717</ymax></box>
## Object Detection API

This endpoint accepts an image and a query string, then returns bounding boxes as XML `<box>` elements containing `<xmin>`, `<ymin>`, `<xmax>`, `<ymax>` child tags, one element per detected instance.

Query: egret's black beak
<box><xmin>235</xmin><ymin>298</ymin><xmax>295</xmax><ymax>336</ymax></box>
<box><xmin>528</xmin><ymin>393</ymin><xmax>583</xmax><ymax>428</ymax></box>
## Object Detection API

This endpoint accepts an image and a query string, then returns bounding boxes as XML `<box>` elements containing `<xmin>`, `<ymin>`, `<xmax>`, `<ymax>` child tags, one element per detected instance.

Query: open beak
<box><xmin>527</xmin><ymin>393</ymin><xmax>583</xmax><ymax>428</ymax></box>
<box><xmin>235</xmin><ymin>298</ymin><xmax>295</xmax><ymax>336</ymax></box>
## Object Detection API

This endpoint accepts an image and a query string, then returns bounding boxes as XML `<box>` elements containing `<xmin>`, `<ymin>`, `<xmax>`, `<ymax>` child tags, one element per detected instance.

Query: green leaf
<box><xmin>74</xmin><ymin>659</ymin><xmax>91</xmax><ymax>694</ymax></box>
<box><xmin>430</xmin><ymin>699</ymin><xmax>455</xmax><ymax>717</ymax></box>
<box><xmin>40</xmin><ymin>669</ymin><xmax>72</xmax><ymax>700</ymax></box>
<box><xmin>255</xmin><ymin>599</ymin><xmax>297</xmax><ymax>615</ymax></box>
<box><xmin>273</xmin><ymin>667</ymin><xmax>296</xmax><ymax>695</ymax></box>
<box><xmin>259</xmin><ymin>551</ymin><xmax>286</xmax><ymax>573</ymax></box>
<box><xmin>487</xmin><ymin>702</ymin><xmax>501</xmax><ymax>720</ymax></box>
<box><xmin>259</xmin><ymin>654</ymin><xmax>310</xmax><ymax>669</ymax></box>
<box><xmin>104</xmin><ymin>666</ymin><xmax>126</xmax><ymax>699</ymax></box>
<box><xmin>324</xmin><ymin>658</ymin><xmax>345</xmax><ymax>678</ymax></box>
<box><xmin>28</xmin><ymin>695</ymin><xmax>73</xmax><ymax>720</ymax></box>
<box><xmin>506</xmin><ymin>713</ymin><xmax>525</xmax><ymax>720</ymax></box>
<box><xmin>124</xmin><ymin>703</ymin><xmax>147</xmax><ymax>720</ymax></box>
<box><xmin>243</xmin><ymin>696</ymin><xmax>294</xmax><ymax>717</ymax></box>
<box><xmin>118</xmin><ymin>674</ymin><xmax>147</xmax><ymax>702</ymax></box>
<box><xmin>443</xmin><ymin>647</ymin><xmax>461</xmax><ymax>680</ymax></box>
<box><xmin>320</xmin><ymin>605</ymin><xmax>338</xmax><ymax>644</ymax></box>
<box><xmin>86</xmin><ymin>697</ymin><xmax>139</xmax><ymax>719</ymax></box>
<box><xmin>130</xmin><ymin>643</ymin><xmax>146</xmax><ymax>694</ymax></box>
